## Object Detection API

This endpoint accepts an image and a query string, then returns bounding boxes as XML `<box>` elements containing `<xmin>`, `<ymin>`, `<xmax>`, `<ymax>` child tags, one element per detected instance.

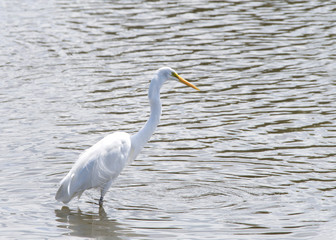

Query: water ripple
<box><xmin>1</xmin><ymin>0</ymin><xmax>336</xmax><ymax>239</ymax></box>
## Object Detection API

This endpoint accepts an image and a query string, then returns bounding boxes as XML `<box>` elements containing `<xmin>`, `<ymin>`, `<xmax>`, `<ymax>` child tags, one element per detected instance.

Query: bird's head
<box><xmin>156</xmin><ymin>67</ymin><xmax>200</xmax><ymax>91</ymax></box>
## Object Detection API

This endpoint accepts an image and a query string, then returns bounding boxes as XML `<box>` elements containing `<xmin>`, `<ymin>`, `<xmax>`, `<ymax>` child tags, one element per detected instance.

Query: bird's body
<box><xmin>55</xmin><ymin>132</ymin><xmax>131</xmax><ymax>204</ymax></box>
<box><xmin>55</xmin><ymin>67</ymin><xmax>199</xmax><ymax>206</ymax></box>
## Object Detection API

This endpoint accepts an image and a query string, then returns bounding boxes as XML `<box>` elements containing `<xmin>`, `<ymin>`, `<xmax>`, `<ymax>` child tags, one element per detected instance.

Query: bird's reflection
<box><xmin>55</xmin><ymin>206</ymin><xmax>124</xmax><ymax>239</ymax></box>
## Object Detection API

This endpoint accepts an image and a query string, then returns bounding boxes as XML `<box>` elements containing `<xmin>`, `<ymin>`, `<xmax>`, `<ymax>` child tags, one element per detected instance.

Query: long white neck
<box><xmin>130</xmin><ymin>78</ymin><xmax>162</xmax><ymax>161</ymax></box>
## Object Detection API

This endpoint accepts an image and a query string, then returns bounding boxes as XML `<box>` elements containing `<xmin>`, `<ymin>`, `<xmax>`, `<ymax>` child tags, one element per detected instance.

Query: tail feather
<box><xmin>55</xmin><ymin>173</ymin><xmax>76</xmax><ymax>204</ymax></box>
<box><xmin>55</xmin><ymin>166</ymin><xmax>90</xmax><ymax>204</ymax></box>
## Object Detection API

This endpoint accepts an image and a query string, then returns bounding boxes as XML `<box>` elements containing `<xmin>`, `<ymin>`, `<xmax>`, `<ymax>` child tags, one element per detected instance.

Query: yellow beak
<box><xmin>173</xmin><ymin>72</ymin><xmax>200</xmax><ymax>91</ymax></box>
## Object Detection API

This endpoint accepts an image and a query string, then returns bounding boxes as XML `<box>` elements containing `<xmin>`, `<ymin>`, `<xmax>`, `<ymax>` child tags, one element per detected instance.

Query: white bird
<box><xmin>55</xmin><ymin>67</ymin><xmax>199</xmax><ymax>206</ymax></box>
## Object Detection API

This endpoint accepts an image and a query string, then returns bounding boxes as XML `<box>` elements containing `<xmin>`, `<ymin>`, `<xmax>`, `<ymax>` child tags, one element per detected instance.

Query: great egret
<box><xmin>55</xmin><ymin>67</ymin><xmax>199</xmax><ymax>206</ymax></box>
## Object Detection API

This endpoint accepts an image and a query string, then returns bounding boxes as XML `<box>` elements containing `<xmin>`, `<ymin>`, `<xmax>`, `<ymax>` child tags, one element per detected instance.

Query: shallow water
<box><xmin>1</xmin><ymin>0</ymin><xmax>336</xmax><ymax>239</ymax></box>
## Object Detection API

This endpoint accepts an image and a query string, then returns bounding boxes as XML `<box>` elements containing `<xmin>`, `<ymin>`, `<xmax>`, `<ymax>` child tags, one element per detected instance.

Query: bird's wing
<box><xmin>55</xmin><ymin>132</ymin><xmax>131</xmax><ymax>203</ymax></box>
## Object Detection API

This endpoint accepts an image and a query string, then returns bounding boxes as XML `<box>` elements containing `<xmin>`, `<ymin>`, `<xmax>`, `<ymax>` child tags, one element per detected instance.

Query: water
<box><xmin>1</xmin><ymin>0</ymin><xmax>336</xmax><ymax>239</ymax></box>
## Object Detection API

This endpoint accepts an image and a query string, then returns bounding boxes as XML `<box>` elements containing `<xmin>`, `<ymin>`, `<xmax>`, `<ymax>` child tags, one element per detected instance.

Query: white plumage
<box><xmin>55</xmin><ymin>132</ymin><xmax>131</xmax><ymax>204</ymax></box>
<box><xmin>55</xmin><ymin>67</ymin><xmax>199</xmax><ymax>206</ymax></box>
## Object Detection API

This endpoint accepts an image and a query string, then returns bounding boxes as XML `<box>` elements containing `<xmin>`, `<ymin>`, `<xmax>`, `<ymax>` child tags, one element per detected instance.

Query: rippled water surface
<box><xmin>1</xmin><ymin>0</ymin><xmax>336</xmax><ymax>239</ymax></box>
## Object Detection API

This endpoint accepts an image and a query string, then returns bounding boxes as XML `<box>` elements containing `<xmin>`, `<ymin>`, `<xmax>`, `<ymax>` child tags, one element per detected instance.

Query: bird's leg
<box><xmin>99</xmin><ymin>196</ymin><xmax>104</xmax><ymax>207</ymax></box>
<box><xmin>99</xmin><ymin>184</ymin><xmax>109</xmax><ymax>206</ymax></box>
<box><xmin>99</xmin><ymin>180</ymin><xmax>113</xmax><ymax>207</ymax></box>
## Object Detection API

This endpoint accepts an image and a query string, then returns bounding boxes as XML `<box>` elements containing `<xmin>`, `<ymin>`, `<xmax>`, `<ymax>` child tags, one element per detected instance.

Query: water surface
<box><xmin>1</xmin><ymin>0</ymin><xmax>336</xmax><ymax>239</ymax></box>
